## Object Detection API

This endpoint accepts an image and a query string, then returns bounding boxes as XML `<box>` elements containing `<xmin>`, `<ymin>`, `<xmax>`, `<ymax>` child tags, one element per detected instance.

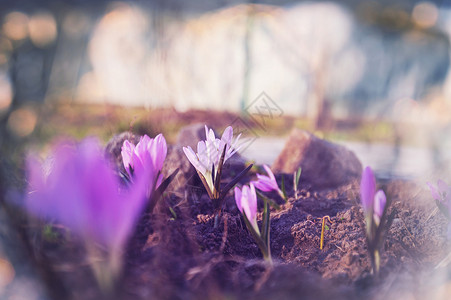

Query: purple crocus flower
<box><xmin>427</xmin><ymin>180</ymin><xmax>450</xmax><ymax>205</ymax></box>
<box><xmin>252</xmin><ymin>165</ymin><xmax>279</xmax><ymax>192</ymax></box>
<box><xmin>360</xmin><ymin>166</ymin><xmax>386</xmax><ymax>225</ymax></box>
<box><xmin>26</xmin><ymin>138</ymin><xmax>149</xmax><ymax>255</ymax></box>
<box><xmin>428</xmin><ymin>180</ymin><xmax>451</xmax><ymax>238</ymax></box>
<box><xmin>234</xmin><ymin>183</ymin><xmax>259</xmax><ymax>234</ymax></box>
<box><xmin>121</xmin><ymin>134</ymin><xmax>167</xmax><ymax>195</ymax></box>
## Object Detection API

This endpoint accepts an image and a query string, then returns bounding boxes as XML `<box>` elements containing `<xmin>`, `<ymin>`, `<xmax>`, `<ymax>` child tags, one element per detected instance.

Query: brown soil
<box><xmin>30</xmin><ymin>170</ymin><xmax>449</xmax><ymax>300</ymax></box>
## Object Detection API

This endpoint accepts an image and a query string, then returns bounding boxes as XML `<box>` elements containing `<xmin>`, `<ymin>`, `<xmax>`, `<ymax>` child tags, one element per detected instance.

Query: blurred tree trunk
<box><xmin>241</xmin><ymin>2</ymin><xmax>255</xmax><ymax>113</ymax></box>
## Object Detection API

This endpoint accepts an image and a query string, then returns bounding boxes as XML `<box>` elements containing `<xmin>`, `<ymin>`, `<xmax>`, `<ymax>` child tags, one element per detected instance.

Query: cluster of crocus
<box><xmin>360</xmin><ymin>166</ymin><xmax>392</xmax><ymax>274</ymax></box>
<box><xmin>183</xmin><ymin>125</ymin><xmax>252</xmax><ymax>227</ymax></box>
<box><xmin>427</xmin><ymin>180</ymin><xmax>451</xmax><ymax>238</ymax></box>
<box><xmin>26</xmin><ymin>135</ymin><xmax>170</xmax><ymax>290</ymax></box>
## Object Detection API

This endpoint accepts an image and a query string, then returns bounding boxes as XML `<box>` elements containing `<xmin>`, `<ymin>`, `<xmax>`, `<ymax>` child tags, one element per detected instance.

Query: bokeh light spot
<box><xmin>0</xmin><ymin>74</ymin><xmax>12</xmax><ymax>112</ymax></box>
<box><xmin>2</xmin><ymin>12</ymin><xmax>29</xmax><ymax>41</ymax></box>
<box><xmin>7</xmin><ymin>107</ymin><xmax>37</xmax><ymax>137</ymax></box>
<box><xmin>0</xmin><ymin>258</ymin><xmax>14</xmax><ymax>293</ymax></box>
<box><xmin>28</xmin><ymin>11</ymin><xmax>57</xmax><ymax>47</ymax></box>
<box><xmin>412</xmin><ymin>2</ymin><xmax>438</xmax><ymax>28</ymax></box>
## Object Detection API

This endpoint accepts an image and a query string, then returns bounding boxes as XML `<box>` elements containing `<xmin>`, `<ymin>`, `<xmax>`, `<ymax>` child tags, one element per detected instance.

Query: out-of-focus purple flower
<box><xmin>26</xmin><ymin>138</ymin><xmax>149</xmax><ymax>254</ymax></box>
<box><xmin>121</xmin><ymin>134</ymin><xmax>167</xmax><ymax>194</ymax></box>
<box><xmin>183</xmin><ymin>125</ymin><xmax>241</xmax><ymax>194</ymax></box>
<box><xmin>373</xmin><ymin>190</ymin><xmax>386</xmax><ymax>221</ymax></box>
<box><xmin>360</xmin><ymin>166</ymin><xmax>376</xmax><ymax>214</ymax></box>
<box><xmin>427</xmin><ymin>180</ymin><xmax>450</xmax><ymax>205</ymax></box>
<box><xmin>252</xmin><ymin>165</ymin><xmax>279</xmax><ymax>192</ymax></box>
<box><xmin>234</xmin><ymin>183</ymin><xmax>259</xmax><ymax>234</ymax></box>
<box><xmin>360</xmin><ymin>166</ymin><xmax>386</xmax><ymax>225</ymax></box>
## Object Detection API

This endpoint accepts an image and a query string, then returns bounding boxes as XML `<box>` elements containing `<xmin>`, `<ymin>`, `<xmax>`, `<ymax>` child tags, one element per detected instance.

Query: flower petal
<box><xmin>249</xmin><ymin>184</ymin><xmax>258</xmax><ymax>222</ymax></box>
<box><xmin>254</xmin><ymin>165</ymin><xmax>279</xmax><ymax>192</ymax></box>
<box><xmin>183</xmin><ymin>146</ymin><xmax>206</xmax><ymax>175</ymax></box>
<box><xmin>263</xmin><ymin>164</ymin><xmax>276</xmax><ymax>181</ymax></box>
<box><xmin>360</xmin><ymin>166</ymin><xmax>376</xmax><ymax>215</ymax></box>
<box><xmin>149</xmin><ymin>134</ymin><xmax>167</xmax><ymax>171</ymax></box>
<box><xmin>373</xmin><ymin>189</ymin><xmax>386</xmax><ymax>219</ymax></box>
<box><xmin>234</xmin><ymin>186</ymin><xmax>242</xmax><ymax>213</ymax></box>
<box><xmin>121</xmin><ymin>140</ymin><xmax>135</xmax><ymax>172</ymax></box>
<box><xmin>221</xmin><ymin>126</ymin><xmax>233</xmax><ymax>145</ymax></box>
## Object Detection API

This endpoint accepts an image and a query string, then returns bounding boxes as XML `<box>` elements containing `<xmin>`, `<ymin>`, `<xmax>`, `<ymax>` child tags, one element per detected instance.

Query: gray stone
<box><xmin>104</xmin><ymin>131</ymin><xmax>140</xmax><ymax>174</ymax></box>
<box><xmin>175</xmin><ymin>123</ymin><xmax>211</xmax><ymax>150</ymax></box>
<box><xmin>162</xmin><ymin>145</ymin><xmax>197</xmax><ymax>192</ymax></box>
<box><xmin>272</xmin><ymin>129</ymin><xmax>362</xmax><ymax>189</ymax></box>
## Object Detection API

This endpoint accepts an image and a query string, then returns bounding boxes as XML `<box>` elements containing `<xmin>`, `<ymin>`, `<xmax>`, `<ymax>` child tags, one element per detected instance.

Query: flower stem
<box><xmin>262</xmin><ymin>250</ymin><xmax>273</xmax><ymax>265</ymax></box>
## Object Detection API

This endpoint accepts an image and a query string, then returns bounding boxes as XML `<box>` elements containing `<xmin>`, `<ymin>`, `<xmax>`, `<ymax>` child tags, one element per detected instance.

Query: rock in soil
<box><xmin>272</xmin><ymin>128</ymin><xmax>362</xmax><ymax>189</ymax></box>
<box><xmin>105</xmin><ymin>131</ymin><xmax>140</xmax><ymax>174</ymax></box>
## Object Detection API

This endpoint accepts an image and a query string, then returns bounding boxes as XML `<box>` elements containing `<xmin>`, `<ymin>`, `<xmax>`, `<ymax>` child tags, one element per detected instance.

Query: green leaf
<box><xmin>262</xmin><ymin>199</ymin><xmax>271</xmax><ymax>253</ymax></box>
<box><xmin>325</xmin><ymin>224</ymin><xmax>329</xmax><ymax>230</ymax></box>
<box><xmin>261</xmin><ymin>197</ymin><xmax>268</xmax><ymax>243</ymax></box>
<box><xmin>169</xmin><ymin>207</ymin><xmax>177</xmax><ymax>220</ymax></box>
<box><xmin>219</xmin><ymin>164</ymin><xmax>253</xmax><ymax>200</ymax></box>
<box><xmin>296</xmin><ymin>167</ymin><xmax>302</xmax><ymax>188</ymax></box>
<box><xmin>149</xmin><ymin>168</ymin><xmax>180</xmax><ymax>213</ymax></box>
<box><xmin>242</xmin><ymin>213</ymin><xmax>265</xmax><ymax>251</ymax></box>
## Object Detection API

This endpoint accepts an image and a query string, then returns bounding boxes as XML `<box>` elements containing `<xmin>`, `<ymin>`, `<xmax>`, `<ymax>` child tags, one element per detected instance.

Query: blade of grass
<box><xmin>149</xmin><ymin>168</ymin><xmax>180</xmax><ymax>212</ymax></box>
<box><xmin>281</xmin><ymin>174</ymin><xmax>287</xmax><ymax>202</ymax></box>
<box><xmin>219</xmin><ymin>164</ymin><xmax>253</xmax><ymax>199</ymax></box>
<box><xmin>242</xmin><ymin>213</ymin><xmax>266</xmax><ymax>254</ymax></box>
<box><xmin>296</xmin><ymin>167</ymin><xmax>302</xmax><ymax>188</ymax></box>
<box><xmin>214</xmin><ymin>144</ymin><xmax>227</xmax><ymax>199</ymax></box>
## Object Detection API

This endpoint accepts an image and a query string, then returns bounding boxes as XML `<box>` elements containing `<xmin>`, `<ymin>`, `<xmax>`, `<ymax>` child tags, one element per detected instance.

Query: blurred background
<box><xmin>0</xmin><ymin>0</ymin><xmax>450</xmax><ymax>298</ymax></box>
<box><xmin>0</xmin><ymin>0</ymin><xmax>450</xmax><ymax>180</ymax></box>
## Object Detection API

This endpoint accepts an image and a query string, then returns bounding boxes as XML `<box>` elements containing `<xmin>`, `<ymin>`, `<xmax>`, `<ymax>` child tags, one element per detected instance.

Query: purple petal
<box><xmin>196</xmin><ymin>141</ymin><xmax>210</xmax><ymax>172</ymax></box>
<box><xmin>360</xmin><ymin>166</ymin><xmax>376</xmax><ymax>214</ymax></box>
<box><xmin>234</xmin><ymin>186</ymin><xmax>242</xmax><ymax>213</ymax></box>
<box><xmin>183</xmin><ymin>146</ymin><xmax>205</xmax><ymax>175</ymax></box>
<box><xmin>240</xmin><ymin>185</ymin><xmax>251</xmax><ymax>220</ymax></box>
<box><xmin>263</xmin><ymin>164</ymin><xmax>276</xmax><ymax>181</ymax></box>
<box><xmin>149</xmin><ymin>134</ymin><xmax>167</xmax><ymax>172</ymax></box>
<box><xmin>25</xmin><ymin>137</ymin><xmax>148</xmax><ymax>253</ymax></box>
<box><xmin>205</xmin><ymin>125</ymin><xmax>216</xmax><ymax>143</ymax></box>
<box><xmin>235</xmin><ymin>184</ymin><xmax>259</xmax><ymax>233</ymax></box>
<box><xmin>254</xmin><ymin>165</ymin><xmax>279</xmax><ymax>192</ymax></box>
<box><xmin>121</xmin><ymin>140</ymin><xmax>135</xmax><ymax>172</ymax></box>
<box><xmin>249</xmin><ymin>184</ymin><xmax>258</xmax><ymax>221</ymax></box>
<box><xmin>253</xmin><ymin>176</ymin><xmax>276</xmax><ymax>192</ymax></box>
<box><xmin>373</xmin><ymin>190</ymin><xmax>386</xmax><ymax>219</ymax></box>
<box><xmin>427</xmin><ymin>182</ymin><xmax>440</xmax><ymax>201</ymax></box>
<box><xmin>221</xmin><ymin>126</ymin><xmax>233</xmax><ymax>146</ymax></box>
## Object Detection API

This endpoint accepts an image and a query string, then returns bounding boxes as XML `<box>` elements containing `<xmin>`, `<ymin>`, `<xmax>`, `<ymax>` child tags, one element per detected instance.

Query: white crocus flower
<box><xmin>183</xmin><ymin>125</ymin><xmax>241</xmax><ymax>197</ymax></box>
